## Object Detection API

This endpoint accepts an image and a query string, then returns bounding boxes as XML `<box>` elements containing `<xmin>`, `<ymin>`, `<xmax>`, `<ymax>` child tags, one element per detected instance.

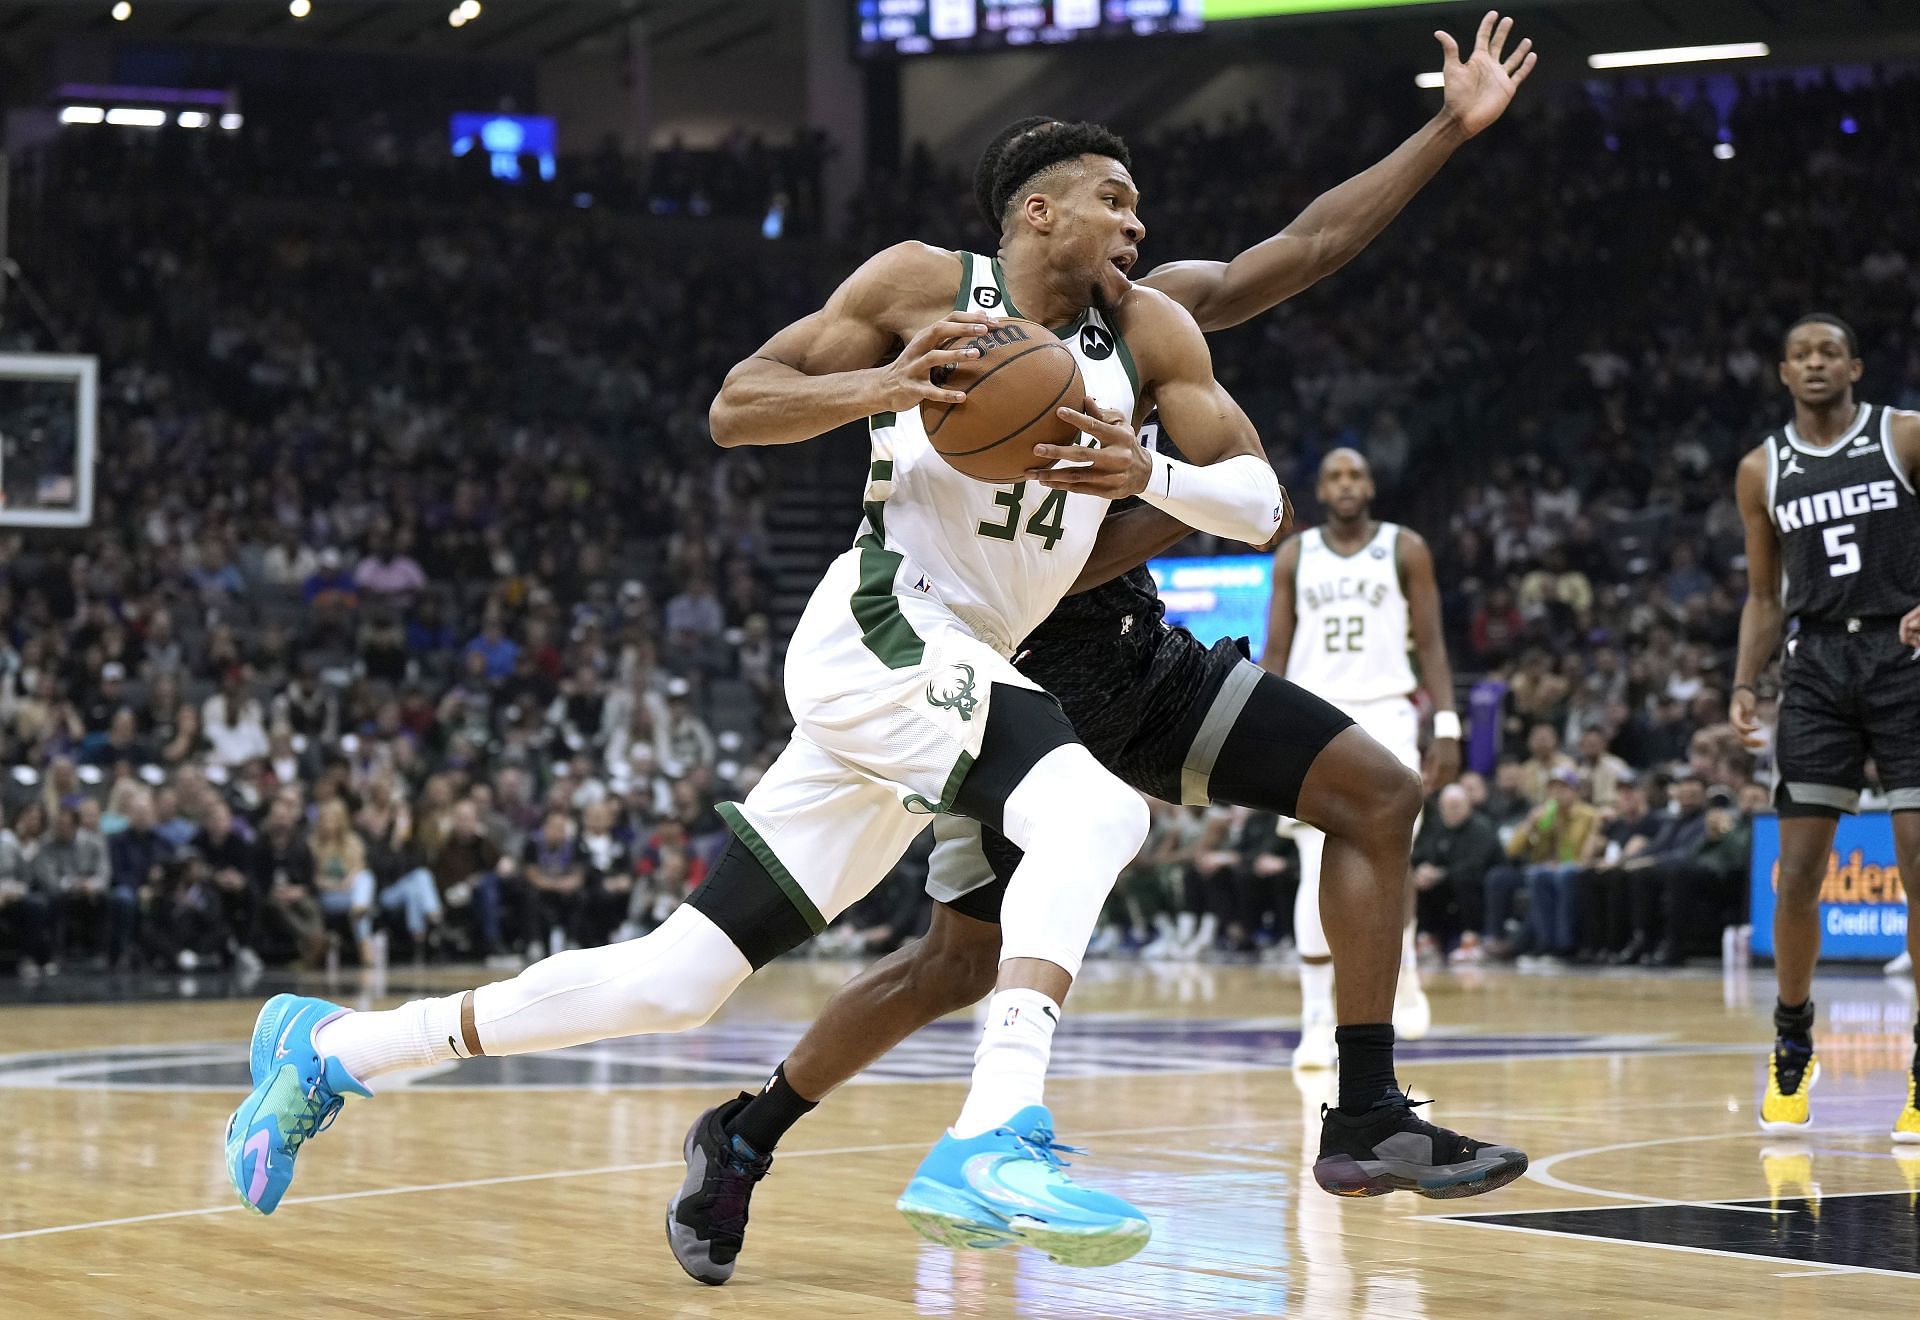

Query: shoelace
<box><xmin>284</xmin><ymin>1089</ymin><xmax>346</xmax><ymax>1152</ymax></box>
<box><xmin>706</xmin><ymin>1143</ymin><xmax>772</xmax><ymax>1240</ymax></box>
<box><xmin>1010</xmin><ymin>1127</ymin><xmax>1086</xmax><ymax>1173</ymax></box>
<box><xmin>1319</xmin><ymin>1087</ymin><xmax>1430</xmax><ymax>1123</ymax></box>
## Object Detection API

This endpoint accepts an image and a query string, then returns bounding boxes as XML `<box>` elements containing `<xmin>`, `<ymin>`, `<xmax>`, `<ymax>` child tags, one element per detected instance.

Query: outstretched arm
<box><xmin>1138</xmin><ymin>10</ymin><xmax>1536</xmax><ymax>333</ymax></box>
<box><xmin>708</xmin><ymin>242</ymin><xmax>991</xmax><ymax>448</ymax></box>
<box><xmin>1730</xmin><ymin>446</ymin><xmax>1785</xmax><ymax>746</ymax></box>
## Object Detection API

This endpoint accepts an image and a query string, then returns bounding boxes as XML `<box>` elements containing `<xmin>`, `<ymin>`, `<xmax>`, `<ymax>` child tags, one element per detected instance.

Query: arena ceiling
<box><xmin>0</xmin><ymin>0</ymin><xmax>780</xmax><ymax>61</ymax></box>
<box><xmin>0</xmin><ymin>0</ymin><xmax>1912</xmax><ymax>63</ymax></box>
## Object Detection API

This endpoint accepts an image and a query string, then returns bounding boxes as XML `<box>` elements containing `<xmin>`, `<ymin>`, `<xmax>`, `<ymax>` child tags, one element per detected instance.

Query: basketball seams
<box><xmin>938</xmin><ymin>360</ymin><xmax>1081</xmax><ymax>460</ymax></box>
<box><xmin>923</xmin><ymin>341</ymin><xmax>1069</xmax><ymax>441</ymax></box>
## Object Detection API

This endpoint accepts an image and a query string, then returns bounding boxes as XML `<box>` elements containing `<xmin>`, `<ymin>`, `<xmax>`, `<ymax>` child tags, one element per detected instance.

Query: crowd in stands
<box><xmin>3</xmin><ymin>70</ymin><xmax>1918</xmax><ymax>975</ymax></box>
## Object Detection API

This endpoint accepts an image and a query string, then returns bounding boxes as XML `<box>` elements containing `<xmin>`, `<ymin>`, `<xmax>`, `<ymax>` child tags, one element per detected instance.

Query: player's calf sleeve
<box><xmin>995</xmin><ymin>744</ymin><xmax>1150</xmax><ymax>978</ymax></box>
<box><xmin>471</xmin><ymin>906</ymin><xmax>753</xmax><ymax>1055</ymax></box>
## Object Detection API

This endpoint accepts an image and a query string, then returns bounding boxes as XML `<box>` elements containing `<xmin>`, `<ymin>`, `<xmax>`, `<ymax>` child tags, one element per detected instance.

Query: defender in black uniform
<box><xmin>1731</xmin><ymin>312</ymin><xmax>1920</xmax><ymax>1140</ymax></box>
<box><xmin>667</xmin><ymin>12</ymin><xmax>1542</xmax><ymax>1284</ymax></box>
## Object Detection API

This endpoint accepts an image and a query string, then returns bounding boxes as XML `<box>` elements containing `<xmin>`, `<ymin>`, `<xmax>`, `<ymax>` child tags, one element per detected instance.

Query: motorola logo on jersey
<box><xmin>974</xmin><ymin>286</ymin><xmax>1002</xmax><ymax>308</ymax></box>
<box><xmin>1080</xmin><ymin>324</ymin><xmax>1115</xmax><ymax>360</ymax></box>
<box><xmin>1773</xmin><ymin>479</ymin><xmax>1900</xmax><ymax>532</ymax></box>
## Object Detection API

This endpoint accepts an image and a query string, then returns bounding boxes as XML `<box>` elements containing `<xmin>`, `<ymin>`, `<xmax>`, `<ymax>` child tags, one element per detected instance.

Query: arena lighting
<box><xmin>1714</xmin><ymin>142</ymin><xmax>1736</xmax><ymax>160</ymax></box>
<box><xmin>220</xmin><ymin>112</ymin><xmax>244</xmax><ymax>130</ymax></box>
<box><xmin>105</xmin><ymin>107</ymin><xmax>168</xmax><ymax>127</ymax></box>
<box><xmin>59</xmin><ymin>105</ymin><xmax>106</xmax><ymax>124</ymax></box>
<box><xmin>290</xmin><ymin>0</ymin><xmax>311</xmax><ymax>16</ymax></box>
<box><xmin>110</xmin><ymin>1</ymin><xmax>131</xmax><ymax>19</ymax></box>
<box><xmin>449</xmin><ymin>9</ymin><xmax>467</xmax><ymax>26</ymax></box>
<box><xmin>177</xmin><ymin>110</ymin><xmax>211</xmax><ymax>128</ymax></box>
<box><xmin>1414</xmin><ymin>71</ymin><xmax>1444</xmax><ymax>89</ymax></box>
<box><xmin>459</xmin><ymin>0</ymin><xmax>482</xmax><ymax>16</ymax></box>
<box><xmin>1587</xmin><ymin>42</ymin><xmax>1769</xmax><ymax>70</ymax></box>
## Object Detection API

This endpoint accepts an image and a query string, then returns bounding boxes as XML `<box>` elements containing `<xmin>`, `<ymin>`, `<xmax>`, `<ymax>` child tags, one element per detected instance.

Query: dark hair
<box><xmin>974</xmin><ymin>117</ymin><xmax>1059</xmax><ymax>231</ymax></box>
<box><xmin>1783</xmin><ymin>312</ymin><xmax>1860</xmax><ymax>358</ymax></box>
<box><xmin>986</xmin><ymin>119</ymin><xmax>1132</xmax><ymax>234</ymax></box>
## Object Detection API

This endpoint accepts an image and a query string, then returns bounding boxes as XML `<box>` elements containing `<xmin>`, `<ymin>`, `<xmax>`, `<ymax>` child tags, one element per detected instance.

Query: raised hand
<box><xmin>1437</xmin><ymin>10</ymin><xmax>1536</xmax><ymax>139</ymax></box>
<box><xmin>1901</xmin><ymin>603</ymin><xmax>1920</xmax><ymax>649</ymax></box>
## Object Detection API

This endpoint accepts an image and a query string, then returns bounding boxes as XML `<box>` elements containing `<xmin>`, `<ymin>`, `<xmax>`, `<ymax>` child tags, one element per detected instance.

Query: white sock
<box><xmin>314</xmin><ymin>994</ymin><xmax>468</xmax><ymax>1088</ymax></box>
<box><xmin>1401</xmin><ymin>921</ymin><xmax>1420</xmax><ymax>972</ymax></box>
<box><xmin>1300</xmin><ymin>960</ymin><xmax>1335</xmax><ymax>1029</ymax></box>
<box><xmin>952</xmin><ymin>988</ymin><xmax>1060</xmax><ymax>1139</ymax></box>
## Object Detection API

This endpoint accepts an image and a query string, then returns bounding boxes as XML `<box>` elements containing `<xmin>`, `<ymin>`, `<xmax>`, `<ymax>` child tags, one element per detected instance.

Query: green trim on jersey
<box><xmin>715</xmin><ymin>802</ymin><xmax>825</xmax><ymax>935</ymax></box>
<box><xmin>851</xmin><ymin>535</ymin><xmax>925</xmax><ymax>669</ymax></box>
<box><xmin>954</xmin><ymin>252</ymin><xmax>975</xmax><ymax>310</ymax></box>
<box><xmin>989</xmin><ymin>257</ymin><xmax>1022</xmax><ymax>319</ymax></box>
<box><xmin>1113</xmin><ymin>332</ymin><xmax>1140</xmax><ymax>398</ymax></box>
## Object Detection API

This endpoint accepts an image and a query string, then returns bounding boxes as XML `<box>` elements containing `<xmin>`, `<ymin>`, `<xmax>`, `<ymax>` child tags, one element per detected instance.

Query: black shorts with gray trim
<box><xmin>939</xmin><ymin>621</ymin><xmax>1353</xmax><ymax>922</ymax></box>
<box><xmin>1775</xmin><ymin>624</ymin><xmax>1920</xmax><ymax>817</ymax></box>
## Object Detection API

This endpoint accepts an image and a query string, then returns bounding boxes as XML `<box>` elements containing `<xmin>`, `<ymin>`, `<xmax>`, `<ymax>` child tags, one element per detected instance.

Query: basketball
<box><xmin>919</xmin><ymin>318</ymin><xmax>1086</xmax><ymax>483</ymax></box>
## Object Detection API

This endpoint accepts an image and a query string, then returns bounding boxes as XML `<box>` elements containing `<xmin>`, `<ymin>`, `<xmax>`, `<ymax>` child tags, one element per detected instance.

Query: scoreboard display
<box><xmin>855</xmin><ymin>1</ymin><xmax>1203</xmax><ymax>58</ymax></box>
<box><xmin>854</xmin><ymin>0</ymin><xmax>1460</xmax><ymax>57</ymax></box>
<box><xmin>1203</xmin><ymin>0</ymin><xmax>1455</xmax><ymax>16</ymax></box>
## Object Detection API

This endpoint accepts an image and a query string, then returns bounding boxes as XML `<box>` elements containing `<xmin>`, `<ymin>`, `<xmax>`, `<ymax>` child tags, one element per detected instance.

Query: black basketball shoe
<box><xmin>1313</xmin><ymin>1089</ymin><xmax>1528</xmax><ymax>1199</ymax></box>
<box><xmin>666</xmin><ymin>1094</ymin><xmax>773</xmax><ymax>1285</ymax></box>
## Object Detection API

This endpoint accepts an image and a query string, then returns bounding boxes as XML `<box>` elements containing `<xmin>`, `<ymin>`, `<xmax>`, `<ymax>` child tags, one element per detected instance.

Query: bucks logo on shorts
<box><xmin>926</xmin><ymin>663</ymin><xmax>980</xmax><ymax>722</ymax></box>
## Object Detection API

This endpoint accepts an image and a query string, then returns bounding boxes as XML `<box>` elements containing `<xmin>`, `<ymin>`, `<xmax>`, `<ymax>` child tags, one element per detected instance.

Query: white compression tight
<box><xmin>995</xmin><ymin>742</ymin><xmax>1151</xmax><ymax>979</ymax></box>
<box><xmin>472</xmin><ymin>905</ymin><xmax>752</xmax><ymax>1056</ymax></box>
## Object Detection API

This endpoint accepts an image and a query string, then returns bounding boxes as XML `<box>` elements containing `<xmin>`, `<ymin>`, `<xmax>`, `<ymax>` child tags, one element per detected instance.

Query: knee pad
<box><xmin>687</xmin><ymin>832</ymin><xmax>819</xmax><ymax>969</ymax></box>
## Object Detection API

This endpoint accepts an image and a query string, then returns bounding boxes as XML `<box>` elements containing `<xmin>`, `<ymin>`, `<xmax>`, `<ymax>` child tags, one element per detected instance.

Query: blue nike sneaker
<box><xmin>896</xmin><ymin>1106</ymin><xmax>1150</xmax><ymax>1267</ymax></box>
<box><xmin>223</xmin><ymin>994</ymin><xmax>371</xmax><ymax>1215</ymax></box>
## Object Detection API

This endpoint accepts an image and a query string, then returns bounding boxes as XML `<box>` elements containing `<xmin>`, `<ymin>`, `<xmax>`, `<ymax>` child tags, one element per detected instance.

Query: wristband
<box><xmin>1432</xmin><ymin>710</ymin><xmax>1462</xmax><ymax>741</ymax></box>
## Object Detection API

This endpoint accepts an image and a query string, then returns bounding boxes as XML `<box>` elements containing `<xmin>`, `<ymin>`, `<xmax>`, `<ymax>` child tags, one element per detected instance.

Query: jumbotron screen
<box><xmin>854</xmin><ymin>1</ymin><xmax>1203</xmax><ymax>58</ymax></box>
<box><xmin>1202</xmin><ymin>0</ymin><xmax>1454</xmax><ymax>16</ymax></box>
<box><xmin>1148</xmin><ymin>554</ymin><xmax>1275</xmax><ymax>662</ymax></box>
<box><xmin>852</xmin><ymin>0</ymin><xmax>1456</xmax><ymax>56</ymax></box>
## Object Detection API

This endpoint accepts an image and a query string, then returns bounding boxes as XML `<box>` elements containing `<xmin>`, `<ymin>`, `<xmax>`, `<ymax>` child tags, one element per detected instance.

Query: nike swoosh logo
<box><xmin>961</xmin><ymin>1153</ymin><xmax>1070</xmax><ymax>1218</ymax></box>
<box><xmin>275</xmin><ymin>1009</ymin><xmax>307</xmax><ymax>1059</ymax></box>
<box><xmin>1041</xmin><ymin>1006</ymin><xmax>1058</xmax><ymax>1023</ymax></box>
<box><xmin>243</xmin><ymin>1128</ymin><xmax>273</xmax><ymax>1204</ymax></box>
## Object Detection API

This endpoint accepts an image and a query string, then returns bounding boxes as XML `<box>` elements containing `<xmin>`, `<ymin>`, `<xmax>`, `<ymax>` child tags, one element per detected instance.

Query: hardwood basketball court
<box><xmin>2</xmin><ymin>960</ymin><xmax>1915</xmax><ymax>1317</ymax></box>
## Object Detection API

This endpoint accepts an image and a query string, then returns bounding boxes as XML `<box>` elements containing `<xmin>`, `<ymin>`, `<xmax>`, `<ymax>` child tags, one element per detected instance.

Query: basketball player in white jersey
<box><xmin>221</xmin><ymin>119</ymin><xmax>1285</xmax><ymax>1267</ymax></box>
<box><xmin>1267</xmin><ymin>448</ymin><xmax>1460</xmax><ymax>1068</ymax></box>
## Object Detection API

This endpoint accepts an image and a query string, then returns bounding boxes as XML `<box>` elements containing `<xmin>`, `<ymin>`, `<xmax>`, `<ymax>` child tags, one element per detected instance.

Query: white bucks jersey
<box><xmin>859</xmin><ymin>251</ymin><xmax>1139</xmax><ymax>653</ymax></box>
<box><xmin>1285</xmin><ymin>522</ymin><xmax>1417</xmax><ymax>703</ymax></box>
